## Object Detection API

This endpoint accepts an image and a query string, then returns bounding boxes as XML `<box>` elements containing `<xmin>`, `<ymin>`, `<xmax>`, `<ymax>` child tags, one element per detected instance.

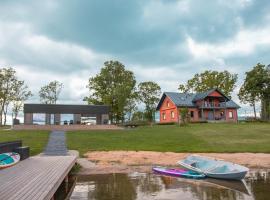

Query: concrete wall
<box><xmin>96</xmin><ymin>114</ymin><xmax>101</xmax><ymax>125</ymax></box>
<box><xmin>101</xmin><ymin>114</ymin><xmax>109</xmax><ymax>124</ymax></box>
<box><xmin>24</xmin><ymin>113</ymin><xmax>33</xmax><ymax>125</ymax></box>
<box><xmin>45</xmin><ymin>114</ymin><xmax>51</xmax><ymax>125</ymax></box>
<box><xmin>73</xmin><ymin>114</ymin><xmax>81</xmax><ymax>124</ymax></box>
<box><xmin>54</xmin><ymin>114</ymin><xmax>61</xmax><ymax>125</ymax></box>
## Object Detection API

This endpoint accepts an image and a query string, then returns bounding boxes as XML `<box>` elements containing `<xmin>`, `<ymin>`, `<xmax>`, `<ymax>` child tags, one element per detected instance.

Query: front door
<box><xmin>208</xmin><ymin>111</ymin><xmax>214</xmax><ymax>120</ymax></box>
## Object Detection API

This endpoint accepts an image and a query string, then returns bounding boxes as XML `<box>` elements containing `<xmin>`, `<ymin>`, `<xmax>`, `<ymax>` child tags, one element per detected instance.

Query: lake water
<box><xmin>70</xmin><ymin>170</ymin><xmax>270</xmax><ymax>200</ymax></box>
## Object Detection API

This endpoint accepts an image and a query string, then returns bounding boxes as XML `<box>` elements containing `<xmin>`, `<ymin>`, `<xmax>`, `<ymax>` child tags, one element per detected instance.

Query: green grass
<box><xmin>0</xmin><ymin>125</ymin><xmax>11</xmax><ymax>130</ymax></box>
<box><xmin>1</xmin><ymin>123</ymin><xmax>269</xmax><ymax>157</ymax></box>
<box><xmin>0</xmin><ymin>130</ymin><xmax>49</xmax><ymax>155</ymax></box>
<box><xmin>66</xmin><ymin>123</ymin><xmax>270</xmax><ymax>156</ymax></box>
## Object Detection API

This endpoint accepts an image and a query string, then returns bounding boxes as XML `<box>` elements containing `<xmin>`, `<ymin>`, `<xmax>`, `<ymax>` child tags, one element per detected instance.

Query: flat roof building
<box><xmin>24</xmin><ymin>104</ymin><xmax>110</xmax><ymax>125</ymax></box>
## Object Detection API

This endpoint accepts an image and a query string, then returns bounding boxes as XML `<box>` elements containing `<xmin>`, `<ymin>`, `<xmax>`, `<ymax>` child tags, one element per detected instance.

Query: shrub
<box><xmin>156</xmin><ymin>122</ymin><xmax>177</xmax><ymax>125</ymax></box>
<box><xmin>122</xmin><ymin>120</ymin><xmax>150</xmax><ymax>127</ymax></box>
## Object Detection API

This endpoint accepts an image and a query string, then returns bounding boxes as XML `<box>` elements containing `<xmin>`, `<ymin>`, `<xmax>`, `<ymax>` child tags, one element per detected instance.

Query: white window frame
<box><xmin>229</xmin><ymin>111</ymin><xmax>233</xmax><ymax>119</ymax></box>
<box><xmin>162</xmin><ymin>112</ymin><xmax>166</xmax><ymax>120</ymax></box>
<box><xmin>171</xmin><ymin>111</ymin><xmax>175</xmax><ymax>119</ymax></box>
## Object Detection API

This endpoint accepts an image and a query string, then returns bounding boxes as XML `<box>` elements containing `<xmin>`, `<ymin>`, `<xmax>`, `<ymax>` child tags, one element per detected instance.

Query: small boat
<box><xmin>153</xmin><ymin>166</ymin><xmax>206</xmax><ymax>179</ymax></box>
<box><xmin>178</xmin><ymin>155</ymin><xmax>249</xmax><ymax>180</ymax></box>
<box><xmin>0</xmin><ymin>152</ymin><xmax>20</xmax><ymax>169</ymax></box>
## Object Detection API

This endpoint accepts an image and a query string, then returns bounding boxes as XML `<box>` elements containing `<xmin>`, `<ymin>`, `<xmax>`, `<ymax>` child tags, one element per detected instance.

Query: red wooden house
<box><xmin>156</xmin><ymin>89</ymin><xmax>240</xmax><ymax>123</ymax></box>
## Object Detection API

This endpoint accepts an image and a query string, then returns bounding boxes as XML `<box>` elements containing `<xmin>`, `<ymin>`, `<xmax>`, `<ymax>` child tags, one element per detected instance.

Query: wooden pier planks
<box><xmin>0</xmin><ymin>156</ymin><xmax>76</xmax><ymax>200</ymax></box>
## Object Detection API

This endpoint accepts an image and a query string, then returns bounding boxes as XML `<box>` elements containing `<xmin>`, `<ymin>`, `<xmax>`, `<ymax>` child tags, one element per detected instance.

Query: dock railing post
<box><xmin>65</xmin><ymin>175</ymin><xmax>69</xmax><ymax>193</ymax></box>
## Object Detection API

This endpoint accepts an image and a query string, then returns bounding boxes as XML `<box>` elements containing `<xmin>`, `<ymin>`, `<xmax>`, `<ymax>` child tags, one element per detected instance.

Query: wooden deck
<box><xmin>0</xmin><ymin>155</ymin><xmax>76</xmax><ymax>200</ymax></box>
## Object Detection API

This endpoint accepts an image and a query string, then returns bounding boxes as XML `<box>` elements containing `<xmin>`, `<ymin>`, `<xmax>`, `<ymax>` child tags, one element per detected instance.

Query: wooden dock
<box><xmin>0</xmin><ymin>155</ymin><xmax>76</xmax><ymax>200</ymax></box>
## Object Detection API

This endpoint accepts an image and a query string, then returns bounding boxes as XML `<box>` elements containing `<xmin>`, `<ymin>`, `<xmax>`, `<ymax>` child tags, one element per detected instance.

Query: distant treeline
<box><xmin>1</xmin><ymin>61</ymin><xmax>269</xmax><ymax>126</ymax></box>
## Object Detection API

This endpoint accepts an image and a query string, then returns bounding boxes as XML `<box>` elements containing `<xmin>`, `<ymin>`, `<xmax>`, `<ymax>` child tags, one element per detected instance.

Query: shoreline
<box><xmin>77</xmin><ymin>151</ymin><xmax>270</xmax><ymax>175</ymax></box>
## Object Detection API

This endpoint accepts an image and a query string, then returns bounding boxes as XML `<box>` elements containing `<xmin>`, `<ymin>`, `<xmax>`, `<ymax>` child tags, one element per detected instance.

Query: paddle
<box><xmin>0</xmin><ymin>153</ymin><xmax>17</xmax><ymax>163</ymax></box>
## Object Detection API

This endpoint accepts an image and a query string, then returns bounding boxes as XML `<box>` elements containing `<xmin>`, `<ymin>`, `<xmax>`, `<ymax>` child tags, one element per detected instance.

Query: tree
<box><xmin>137</xmin><ymin>81</ymin><xmax>161</xmax><ymax>122</ymax></box>
<box><xmin>238</xmin><ymin>86</ymin><xmax>258</xmax><ymax>119</ymax></box>
<box><xmin>178</xmin><ymin>70</ymin><xmax>238</xmax><ymax>97</ymax></box>
<box><xmin>12</xmin><ymin>81</ymin><xmax>32</xmax><ymax>119</ymax></box>
<box><xmin>0</xmin><ymin>67</ymin><xmax>32</xmax><ymax>125</ymax></box>
<box><xmin>239</xmin><ymin>63</ymin><xmax>270</xmax><ymax>121</ymax></box>
<box><xmin>39</xmin><ymin>81</ymin><xmax>63</xmax><ymax>104</ymax></box>
<box><xmin>238</xmin><ymin>66</ymin><xmax>261</xmax><ymax>119</ymax></box>
<box><xmin>0</xmin><ymin>68</ymin><xmax>17</xmax><ymax>125</ymax></box>
<box><xmin>180</xmin><ymin>107</ymin><xmax>189</xmax><ymax>125</ymax></box>
<box><xmin>124</xmin><ymin>92</ymin><xmax>138</xmax><ymax>122</ymax></box>
<box><xmin>131</xmin><ymin>111</ymin><xmax>145</xmax><ymax>121</ymax></box>
<box><xmin>85</xmin><ymin>61</ymin><xmax>136</xmax><ymax>123</ymax></box>
<box><xmin>261</xmin><ymin>65</ymin><xmax>270</xmax><ymax>120</ymax></box>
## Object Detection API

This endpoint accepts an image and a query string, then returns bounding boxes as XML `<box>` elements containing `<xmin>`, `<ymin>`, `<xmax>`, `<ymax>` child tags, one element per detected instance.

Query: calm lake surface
<box><xmin>70</xmin><ymin>170</ymin><xmax>270</xmax><ymax>200</ymax></box>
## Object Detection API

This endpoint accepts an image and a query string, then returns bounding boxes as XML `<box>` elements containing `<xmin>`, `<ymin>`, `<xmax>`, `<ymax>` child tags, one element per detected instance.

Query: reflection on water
<box><xmin>70</xmin><ymin>170</ymin><xmax>270</xmax><ymax>200</ymax></box>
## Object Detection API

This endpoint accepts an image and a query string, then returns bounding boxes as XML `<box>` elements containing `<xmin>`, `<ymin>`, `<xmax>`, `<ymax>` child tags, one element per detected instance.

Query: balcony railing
<box><xmin>198</xmin><ymin>102</ymin><xmax>226</xmax><ymax>108</ymax></box>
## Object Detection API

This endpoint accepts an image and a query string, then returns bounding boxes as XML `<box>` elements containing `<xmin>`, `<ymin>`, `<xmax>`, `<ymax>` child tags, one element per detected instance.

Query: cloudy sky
<box><xmin>1</xmin><ymin>0</ymin><xmax>270</xmax><ymax>120</ymax></box>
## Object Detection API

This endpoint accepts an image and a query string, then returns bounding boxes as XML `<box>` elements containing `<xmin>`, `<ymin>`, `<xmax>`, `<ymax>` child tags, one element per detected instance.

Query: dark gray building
<box><xmin>24</xmin><ymin>104</ymin><xmax>110</xmax><ymax>125</ymax></box>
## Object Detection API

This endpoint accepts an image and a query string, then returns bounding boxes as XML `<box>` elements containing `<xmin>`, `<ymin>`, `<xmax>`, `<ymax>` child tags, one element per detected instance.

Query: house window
<box><xmin>209</xmin><ymin>99</ymin><xmax>213</xmax><ymax>107</ymax></box>
<box><xmin>198</xmin><ymin>111</ymin><xmax>202</xmax><ymax>118</ymax></box>
<box><xmin>167</xmin><ymin>101</ymin><xmax>170</xmax><ymax>107</ymax></box>
<box><xmin>220</xmin><ymin>111</ymin><xmax>224</xmax><ymax>118</ymax></box>
<box><xmin>190</xmin><ymin>111</ymin><xmax>194</xmax><ymax>118</ymax></box>
<box><xmin>162</xmin><ymin>113</ymin><xmax>166</xmax><ymax>120</ymax></box>
<box><xmin>229</xmin><ymin>111</ymin><xmax>233</xmax><ymax>119</ymax></box>
<box><xmin>171</xmin><ymin>111</ymin><xmax>175</xmax><ymax>119</ymax></box>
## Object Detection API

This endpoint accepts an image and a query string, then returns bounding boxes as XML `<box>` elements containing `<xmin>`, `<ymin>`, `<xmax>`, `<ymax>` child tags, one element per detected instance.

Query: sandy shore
<box><xmin>77</xmin><ymin>151</ymin><xmax>270</xmax><ymax>175</ymax></box>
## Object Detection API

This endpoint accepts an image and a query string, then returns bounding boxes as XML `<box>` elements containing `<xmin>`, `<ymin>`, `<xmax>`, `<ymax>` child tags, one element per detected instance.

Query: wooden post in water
<box><xmin>65</xmin><ymin>175</ymin><xmax>69</xmax><ymax>194</ymax></box>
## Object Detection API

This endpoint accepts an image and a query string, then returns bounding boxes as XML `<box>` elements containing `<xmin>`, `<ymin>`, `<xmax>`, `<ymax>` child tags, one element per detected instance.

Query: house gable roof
<box><xmin>156</xmin><ymin>89</ymin><xmax>240</xmax><ymax>110</ymax></box>
<box><xmin>156</xmin><ymin>92</ymin><xmax>197</xmax><ymax>110</ymax></box>
<box><xmin>192</xmin><ymin>88</ymin><xmax>230</xmax><ymax>102</ymax></box>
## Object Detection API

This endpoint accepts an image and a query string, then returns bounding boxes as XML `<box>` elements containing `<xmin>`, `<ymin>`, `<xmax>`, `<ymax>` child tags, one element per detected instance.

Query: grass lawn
<box><xmin>0</xmin><ymin>125</ymin><xmax>11</xmax><ymax>130</ymax></box>
<box><xmin>0</xmin><ymin>130</ymin><xmax>49</xmax><ymax>155</ymax></box>
<box><xmin>1</xmin><ymin>123</ymin><xmax>269</xmax><ymax>157</ymax></box>
<box><xmin>66</xmin><ymin>123</ymin><xmax>270</xmax><ymax>156</ymax></box>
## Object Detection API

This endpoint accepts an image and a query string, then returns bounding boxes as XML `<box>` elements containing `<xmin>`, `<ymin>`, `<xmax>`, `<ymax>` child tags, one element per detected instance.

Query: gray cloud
<box><xmin>1</xmin><ymin>0</ymin><xmax>270</xmax><ymax>117</ymax></box>
<box><xmin>1</xmin><ymin>0</ymin><xmax>270</xmax><ymax>67</ymax></box>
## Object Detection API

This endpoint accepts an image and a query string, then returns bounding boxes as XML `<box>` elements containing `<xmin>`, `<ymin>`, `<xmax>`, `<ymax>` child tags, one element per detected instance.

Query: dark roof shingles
<box><xmin>165</xmin><ymin>92</ymin><xmax>197</xmax><ymax>107</ymax></box>
<box><xmin>160</xmin><ymin>91</ymin><xmax>240</xmax><ymax>109</ymax></box>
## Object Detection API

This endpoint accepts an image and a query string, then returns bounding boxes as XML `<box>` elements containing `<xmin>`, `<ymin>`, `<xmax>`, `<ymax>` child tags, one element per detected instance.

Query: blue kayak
<box><xmin>153</xmin><ymin>166</ymin><xmax>205</xmax><ymax>179</ymax></box>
